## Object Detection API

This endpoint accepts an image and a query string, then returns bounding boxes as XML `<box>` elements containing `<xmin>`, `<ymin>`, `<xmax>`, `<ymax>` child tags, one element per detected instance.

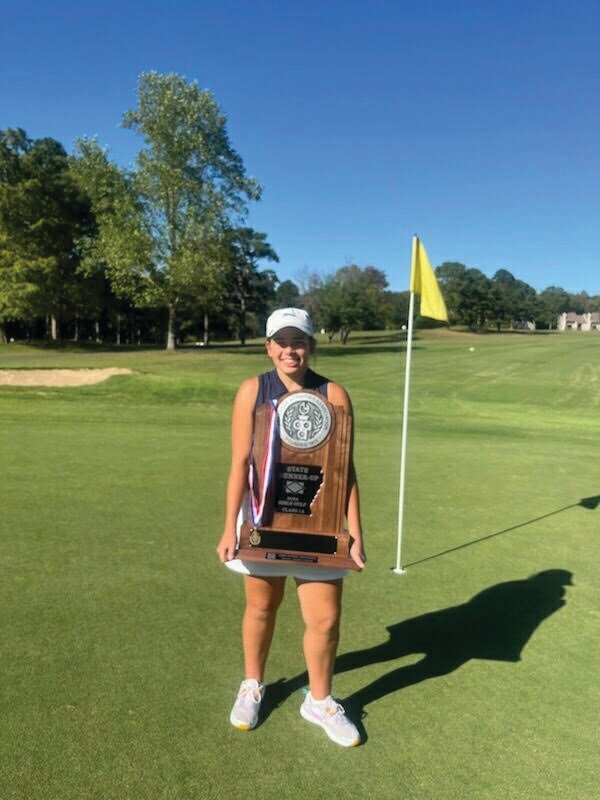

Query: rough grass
<box><xmin>1</xmin><ymin>331</ymin><xmax>598</xmax><ymax>799</ymax></box>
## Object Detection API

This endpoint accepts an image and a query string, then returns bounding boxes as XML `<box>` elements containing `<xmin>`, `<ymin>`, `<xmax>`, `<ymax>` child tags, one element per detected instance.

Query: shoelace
<box><xmin>324</xmin><ymin>701</ymin><xmax>348</xmax><ymax>721</ymax></box>
<box><xmin>239</xmin><ymin>686</ymin><xmax>262</xmax><ymax>706</ymax></box>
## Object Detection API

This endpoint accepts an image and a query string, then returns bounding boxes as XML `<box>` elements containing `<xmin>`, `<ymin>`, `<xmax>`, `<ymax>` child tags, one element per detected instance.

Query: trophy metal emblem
<box><xmin>237</xmin><ymin>389</ymin><xmax>358</xmax><ymax>570</ymax></box>
<box><xmin>277</xmin><ymin>392</ymin><xmax>332</xmax><ymax>450</ymax></box>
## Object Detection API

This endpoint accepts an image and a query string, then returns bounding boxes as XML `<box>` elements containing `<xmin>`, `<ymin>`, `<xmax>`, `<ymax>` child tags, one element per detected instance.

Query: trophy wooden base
<box><xmin>237</xmin><ymin>523</ymin><xmax>360</xmax><ymax>571</ymax></box>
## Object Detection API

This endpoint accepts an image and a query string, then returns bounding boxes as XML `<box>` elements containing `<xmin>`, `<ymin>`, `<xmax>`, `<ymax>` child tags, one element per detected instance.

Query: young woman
<box><xmin>216</xmin><ymin>307</ymin><xmax>366</xmax><ymax>747</ymax></box>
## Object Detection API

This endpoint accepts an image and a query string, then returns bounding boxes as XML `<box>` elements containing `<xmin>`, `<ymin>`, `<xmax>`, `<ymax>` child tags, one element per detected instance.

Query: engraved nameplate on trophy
<box><xmin>237</xmin><ymin>389</ymin><xmax>358</xmax><ymax>570</ymax></box>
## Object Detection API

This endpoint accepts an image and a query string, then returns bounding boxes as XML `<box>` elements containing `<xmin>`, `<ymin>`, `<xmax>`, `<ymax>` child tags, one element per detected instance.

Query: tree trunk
<box><xmin>73</xmin><ymin>317</ymin><xmax>80</xmax><ymax>342</ymax></box>
<box><xmin>239</xmin><ymin>297</ymin><xmax>247</xmax><ymax>346</ymax></box>
<box><xmin>203</xmin><ymin>311</ymin><xmax>209</xmax><ymax>346</ymax></box>
<box><xmin>116</xmin><ymin>313</ymin><xmax>121</xmax><ymax>346</ymax></box>
<box><xmin>95</xmin><ymin>321</ymin><xmax>101</xmax><ymax>343</ymax></box>
<box><xmin>0</xmin><ymin>324</ymin><xmax>6</xmax><ymax>344</ymax></box>
<box><xmin>166</xmin><ymin>304</ymin><xmax>176</xmax><ymax>351</ymax></box>
<box><xmin>50</xmin><ymin>315</ymin><xmax>59</xmax><ymax>341</ymax></box>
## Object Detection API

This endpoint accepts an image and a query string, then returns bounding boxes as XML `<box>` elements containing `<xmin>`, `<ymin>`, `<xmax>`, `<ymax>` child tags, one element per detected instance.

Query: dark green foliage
<box><xmin>436</xmin><ymin>262</ymin><xmax>564</xmax><ymax>331</ymax></box>
<box><xmin>315</xmin><ymin>265</ymin><xmax>390</xmax><ymax>342</ymax></box>
<box><xmin>76</xmin><ymin>73</ymin><xmax>266</xmax><ymax>351</ymax></box>
<box><xmin>274</xmin><ymin>279</ymin><xmax>301</xmax><ymax>308</ymax></box>
<box><xmin>221</xmin><ymin>226</ymin><xmax>279</xmax><ymax>344</ymax></box>
<box><xmin>0</xmin><ymin>129</ymin><xmax>96</xmax><ymax>338</ymax></box>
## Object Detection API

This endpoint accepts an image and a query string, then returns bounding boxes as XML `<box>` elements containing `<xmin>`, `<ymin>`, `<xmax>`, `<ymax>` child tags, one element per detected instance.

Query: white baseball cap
<box><xmin>266</xmin><ymin>307</ymin><xmax>314</xmax><ymax>338</ymax></box>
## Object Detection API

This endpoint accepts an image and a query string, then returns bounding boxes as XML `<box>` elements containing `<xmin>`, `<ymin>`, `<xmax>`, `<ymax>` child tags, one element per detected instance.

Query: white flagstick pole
<box><xmin>393</xmin><ymin>236</ymin><xmax>418</xmax><ymax>574</ymax></box>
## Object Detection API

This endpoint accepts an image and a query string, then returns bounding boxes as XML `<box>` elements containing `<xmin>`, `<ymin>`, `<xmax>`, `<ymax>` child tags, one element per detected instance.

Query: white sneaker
<box><xmin>230</xmin><ymin>679</ymin><xmax>265</xmax><ymax>730</ymax></box>
<box><xmin>300</xmin><ymin>692</ymin><xmax>360</xmax><ymax>747</ymax></box>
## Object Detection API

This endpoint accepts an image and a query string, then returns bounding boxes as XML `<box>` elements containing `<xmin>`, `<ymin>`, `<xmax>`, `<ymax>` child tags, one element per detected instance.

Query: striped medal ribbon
<box><xmin>248</xmin><ymin>399</ymin><xmax>279</xmax><ymax>527</ymax></box>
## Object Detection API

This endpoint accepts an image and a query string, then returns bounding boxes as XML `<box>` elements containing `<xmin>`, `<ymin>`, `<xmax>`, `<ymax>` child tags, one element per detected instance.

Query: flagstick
<box><xmin>393</xmin><ymin>237</ymin><xmax>418</xmax><ymax>574</ymax></box>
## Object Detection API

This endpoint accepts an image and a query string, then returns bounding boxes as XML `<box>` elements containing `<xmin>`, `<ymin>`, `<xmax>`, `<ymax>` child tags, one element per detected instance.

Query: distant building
<box><xmin>557</xmin><ymin>312</ymin><xmax>600</xmax><ymax>331</ymax></box>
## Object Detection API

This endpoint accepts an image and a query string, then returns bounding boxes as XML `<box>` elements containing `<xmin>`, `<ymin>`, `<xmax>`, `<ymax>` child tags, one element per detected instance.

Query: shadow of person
<box><xmin>260</xmin><ymin>570</ymin><xmax>572</xmax><ymax>731</ymax></box>
<box><xmin>337</xmin><ymin>569</ymin><xmax>573</xmax><ymax>719</ymax></box>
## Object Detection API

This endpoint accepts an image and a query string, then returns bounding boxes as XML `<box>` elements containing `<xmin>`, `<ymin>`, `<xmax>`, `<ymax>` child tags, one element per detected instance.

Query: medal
<box><xmin>249</xmin><ymin>529</ymin><xmax>262</xmax><ymax>546</ymax></box>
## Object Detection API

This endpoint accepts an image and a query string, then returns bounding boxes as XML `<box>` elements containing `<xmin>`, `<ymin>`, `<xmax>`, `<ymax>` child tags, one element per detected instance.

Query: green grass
<box><xmin>1</xmin><ymin>331</ymin><xmax>599</xmax><ymax>799</ymax></box>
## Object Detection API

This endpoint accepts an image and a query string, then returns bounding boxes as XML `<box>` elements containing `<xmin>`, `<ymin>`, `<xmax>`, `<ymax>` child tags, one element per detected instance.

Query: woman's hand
<box><xmin>216</xmin><ymin>530</ymin><xmax>238</xmax><ymax>563</ymax></box>
<box><xmin>349</xmin><ymin>535</ymin><xmax>366</xmax><ymax>570</ymax></box>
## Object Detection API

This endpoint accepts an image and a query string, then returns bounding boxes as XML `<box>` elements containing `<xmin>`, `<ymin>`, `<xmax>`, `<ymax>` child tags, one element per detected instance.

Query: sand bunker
<box><xmin>0</xmin><ymin>368</ymin><xmax>134</xmax><ymax>387</ymax></box>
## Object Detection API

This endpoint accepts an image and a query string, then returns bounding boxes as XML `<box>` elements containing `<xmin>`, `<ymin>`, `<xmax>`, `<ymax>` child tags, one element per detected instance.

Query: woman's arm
<box><xmin>327</xmin><ymin>382</ymin><xmax>366</xmax><ymax>569</ymax></box>
<box><xmin>216</xmin><ymin>377</ymin><xmax>258</xmax><ymax>562</ymax></box>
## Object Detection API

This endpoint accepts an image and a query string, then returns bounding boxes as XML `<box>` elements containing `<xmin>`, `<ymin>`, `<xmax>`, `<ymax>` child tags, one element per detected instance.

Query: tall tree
<box><xmin>537</xmin><ymin>286</ymin><xmax>570</xmax><ymax>329</ymax></box>
<box><xmin>223</xmin><ymin>227</ymin><xmax>278</xmax><ymax>344</ymax></box>
<box><xmin>0</xmin><ymin>129</ymin><xmax>94</xmax><ymax>340</ymax></box>
<box><xmin>567</xmin><ymin>290</ymin><xmax>592</xmax><ymax>314</ymax></box>
<box><xmin>75</xmin><ymin>72</ymin><xmax>262</xmax><ymax>350</ymax></box>
<box><xmin>382</xmin><ymin>290</ymin><xmax>410</xmax><ymax>329</ymax></box>
<box><xmin>492</xmin><ymin>269</ymin><xmax>538</xmax><ymax>326</ymax></box>
<box><xmin>435</xmin><ymin>262</ymin><xmax>468</xmax><ymax>325</ymax></box>
<box><xmin>175</xmin><ymin>229</ymin><xmax>234</xmax><ymax>345</ymax></box>
<box><xmin>436</xmin><ymin>263</ymin><xmax>493</xmax><ymax>329</ymax></box>
<box><xmin>295</xmin><ymin>269</ymin><xmax>325</xmax><ymax>324</ymax></box>
<box><xmin>122</xmin><ymin>72</ymin><xmax>261</xmax><ymax>350</ymax></box>
<box><xmin>457</xmin><ymin>268</ymin><xmax>493</xmax><ymax>329</ymax></box>
<box><xmin>317</xmin><ymin>264</ymin><xmax>389</xmax><ymax>343</ymax></box>
<box><xmin>71</xmin><ymin>138</ymin><xmax>153</xmax><ymax>303</ymax></box>
<box><xmin>274</xmin><ymin>279</ymin><xmax>300</xmax><ymax>308</ymax></box>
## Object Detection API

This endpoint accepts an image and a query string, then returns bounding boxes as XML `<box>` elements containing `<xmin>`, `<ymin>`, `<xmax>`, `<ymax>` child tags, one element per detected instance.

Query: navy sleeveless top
<box><xmin>255</xmin><ymin>368</ymin><xmax>329</xmax><ymax>408</ymax></box>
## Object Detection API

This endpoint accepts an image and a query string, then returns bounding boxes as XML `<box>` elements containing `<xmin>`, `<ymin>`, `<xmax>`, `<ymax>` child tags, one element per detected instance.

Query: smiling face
<box><xmin>265</xmin><ymin>326</ymin><xmax>314</xmax><ymax>379</ymax></box>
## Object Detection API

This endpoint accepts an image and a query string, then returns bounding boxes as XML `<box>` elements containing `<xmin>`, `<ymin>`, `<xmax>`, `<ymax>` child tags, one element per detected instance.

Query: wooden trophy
<box><xmin>237</xmin><ymin>390</ymin><xmax>359</xmax><ymax>570</ymax></box>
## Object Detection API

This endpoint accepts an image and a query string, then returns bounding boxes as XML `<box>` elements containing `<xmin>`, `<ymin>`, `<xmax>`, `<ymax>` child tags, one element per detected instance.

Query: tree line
<box><xmin>0</xmin><ymin>73</ymin><xmax>278</xmax><ymax>349</ymax></box>
<box><xmin>274</xmin><ymin>263</ymin><xmax>599</xmax><ymax>341</ymax></box>
<box><xmin>1</xmin><ymin>72</ymin><xmax>596</xmax><ymax>349</ymax></box>
<box><xmin>435</xmin><ymin>263</ymin><xmax>600</xmax><ymax>331</ymax></box>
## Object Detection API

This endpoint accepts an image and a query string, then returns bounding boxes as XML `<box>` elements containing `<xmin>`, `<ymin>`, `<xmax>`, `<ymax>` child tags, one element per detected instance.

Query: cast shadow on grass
<box><xmin>337</xmin><ymin>569</ymin><xmax>572</xmax><ymax>722</ymax></box>
<box><xmin>262</xmin><ymin>570</ymin><xmax>573</xmax><ymax>741</ymax></box>
<box><xmin>403</xmin><ymin>494</ymin><xmax>600</xmax><ymax>569</ymax></box>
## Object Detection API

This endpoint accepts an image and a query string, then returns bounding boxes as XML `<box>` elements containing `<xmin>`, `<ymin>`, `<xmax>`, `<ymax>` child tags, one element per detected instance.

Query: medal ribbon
<box><xmin>249</xmin><ymin>399</ymin><xmax>279</xmax><ymax>527</ymax></box>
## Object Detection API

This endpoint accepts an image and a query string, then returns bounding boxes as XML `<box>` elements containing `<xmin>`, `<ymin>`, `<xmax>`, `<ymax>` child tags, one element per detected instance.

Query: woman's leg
<box><xmin>295</xmin><ymin>578</ymin><xmax>343</xmax><ymax>699</ymax></box>
<box><xmin>242</xmin><ymin>575</ymin><xmax>286</xmax><ymax>681</ymax></box>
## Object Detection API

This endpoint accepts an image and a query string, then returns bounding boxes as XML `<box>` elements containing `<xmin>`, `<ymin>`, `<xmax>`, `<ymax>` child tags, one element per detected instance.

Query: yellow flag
<box><xmin>409</xmin><ymin>237</ymin><xmax>448</xmax><ymax>322</ymax></box>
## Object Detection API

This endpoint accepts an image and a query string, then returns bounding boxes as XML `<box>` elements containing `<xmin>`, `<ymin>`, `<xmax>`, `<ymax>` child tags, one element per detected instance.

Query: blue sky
<box><xmin>2</xmin><ymin>0</ymin><xmax>599</xmax><ymax>293</ymax></box>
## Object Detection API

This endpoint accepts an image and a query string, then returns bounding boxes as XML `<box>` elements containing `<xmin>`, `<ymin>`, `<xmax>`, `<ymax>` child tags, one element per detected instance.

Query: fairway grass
<box><xmin>1</xmin><ymin>332</ymin><xmax>598</xmax><ymax>799</ymax></box>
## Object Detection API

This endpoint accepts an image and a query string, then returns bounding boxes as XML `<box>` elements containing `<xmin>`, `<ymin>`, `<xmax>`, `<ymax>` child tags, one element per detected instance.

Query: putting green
<box><xmin>1</xmin><ymin>331</ymin><xmax>597</xmax><ymax>800</ymax></box>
